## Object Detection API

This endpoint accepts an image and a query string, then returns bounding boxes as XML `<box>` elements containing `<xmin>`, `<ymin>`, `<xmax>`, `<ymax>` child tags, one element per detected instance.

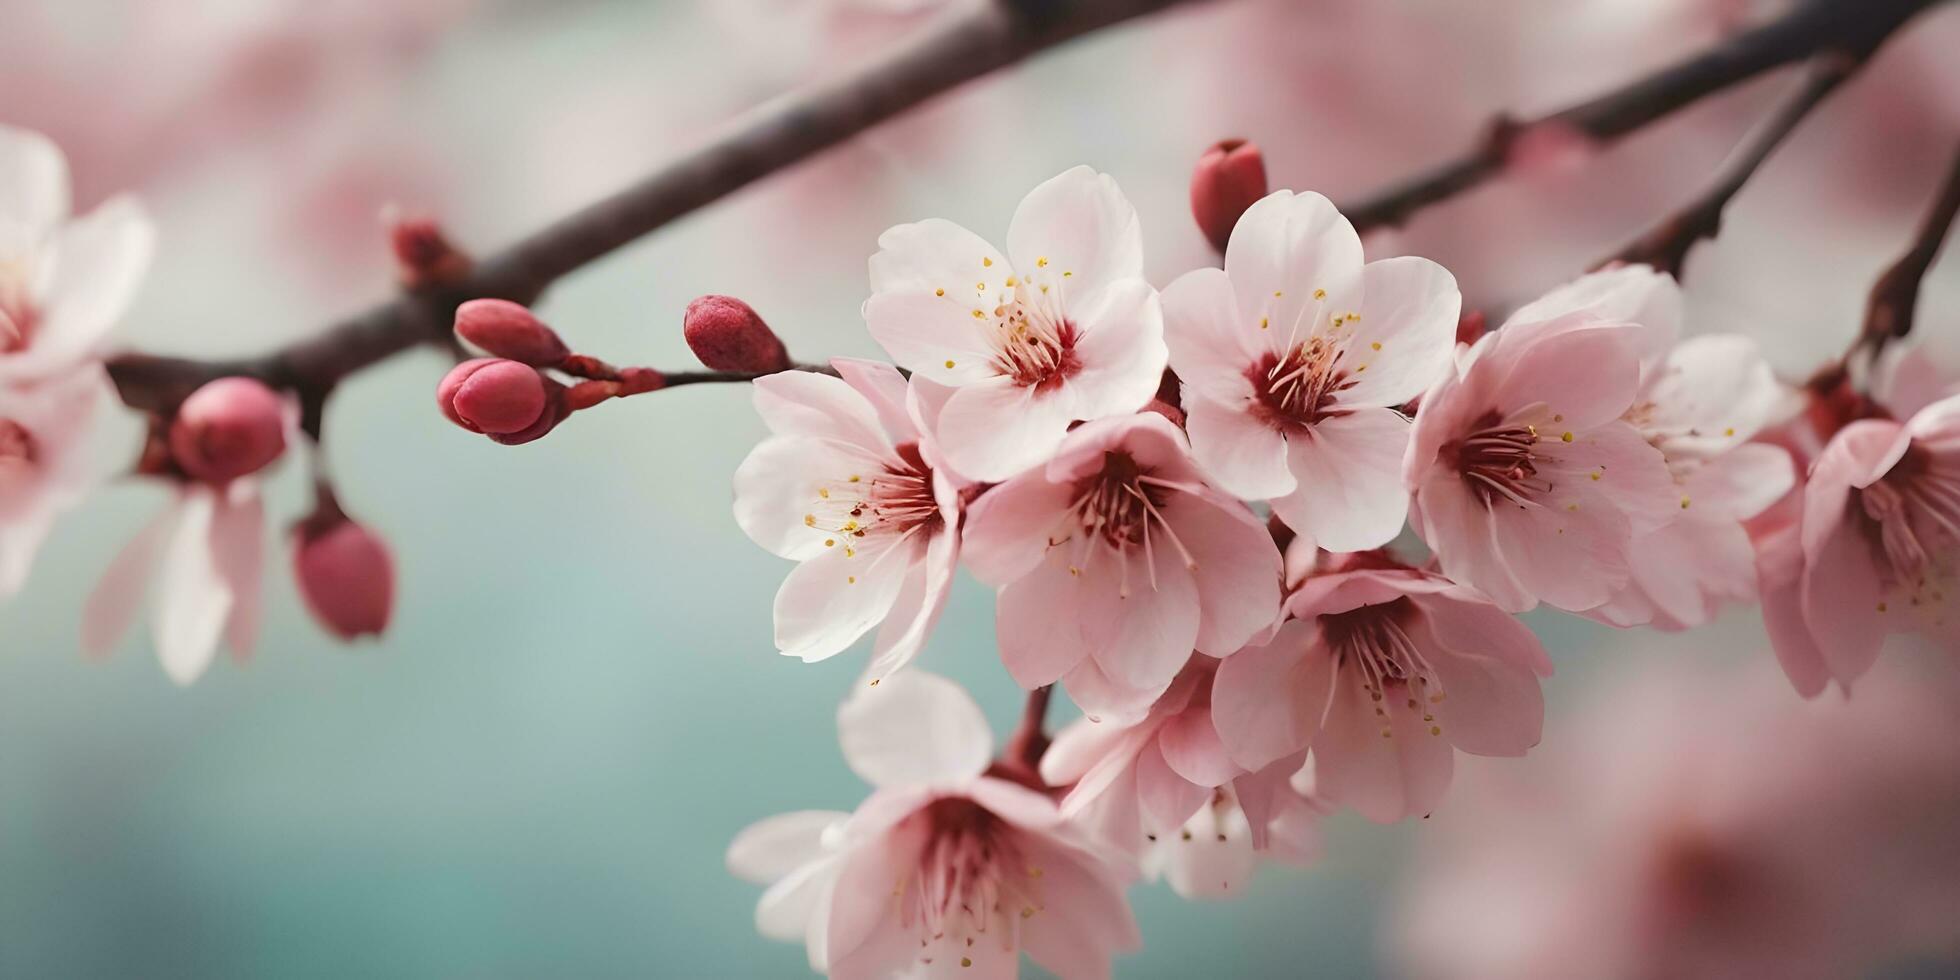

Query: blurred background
<box><xmin>3</xmin><ymin>0</ymin><xmax>1959</xmax><ymax>976</ymax></box>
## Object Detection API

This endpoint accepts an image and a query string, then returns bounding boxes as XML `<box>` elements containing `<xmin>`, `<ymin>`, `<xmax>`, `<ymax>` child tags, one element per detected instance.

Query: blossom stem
<box><xmin>1597</xmin><ymin>51</ymin><xmax>1866</xmax><ymax>276</ymax></box>
<box><xmin>999</xmin><ymin>685</ymin><xmax>1056</xmax><ymax>784</ymax></box>
<box><xmin>1338</xmin><ymin>0</ymin><xmax>1948</xmax><ymax>233</ymax></box>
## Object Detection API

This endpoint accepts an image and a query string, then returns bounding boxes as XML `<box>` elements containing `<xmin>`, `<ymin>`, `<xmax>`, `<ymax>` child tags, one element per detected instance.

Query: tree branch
<box><xmin>1858</xmin><ymin>139</ymin><xmax>1960</xmax><ymax>357</ymax></box>
<box><xmin>1337</xmin><ymin>0</ymin><xmax>1948</xmax><ymax>233</ymax></box>
<box><xmin>1598</xmin><ymin>51</ymin><xmax>1864</xmax><ymax>275</ymax></box>
<box><xmin>104</xmin><ymin>0</ymin><xmax>1205</xmax><ymax>414</ymax></box>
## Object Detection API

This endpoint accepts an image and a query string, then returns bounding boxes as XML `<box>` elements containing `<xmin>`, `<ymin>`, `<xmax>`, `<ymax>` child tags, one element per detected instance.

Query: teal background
<box><xmin>4</xmin><ymin>0</ymin><xmax>1959</xmax><ymax>976</ymax></box>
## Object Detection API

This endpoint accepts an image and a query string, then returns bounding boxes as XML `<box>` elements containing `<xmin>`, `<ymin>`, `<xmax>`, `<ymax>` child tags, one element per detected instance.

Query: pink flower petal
<box><xmin>1223</xmin><ymin>191</ymin><xmax>1363</xmax><ymax>357</ymax></box>
<box><xmin>936</xmin><ymin>375</ymin><xmax>1078</xmax><ymax>482</ymax></box>
<box><xmin>1184</xmin><ymin>393</ymin><xmax>1294</xmax><ymax>501</ymax></box>
<box><xmin>1272</xmin><ymin>406</ymin><xmax>1412</xmax><ymax>553</ymax></box>
<box><xmin>1064</xmin><ymin>278</ymin><xmax>1168</xmax><ymax>420</ymax></box>
<box><xmin>1211</xmin><ymin>620</ymin><xmax>1335</xmax><ymax>770</ymax></box>
<box><xmin>1312</xmin><ymin>666</ymin><xmax>1455</xmax><ymax>822</ymax></box>
<box><xmin>1334</xmin><ymin>256</ymin><xmax>1460</xmax><ymax>408</ymax></box>
<box><xmin>996</xmin><ymin>548</ymin><xmax>1093</xmax><ymax>688</ymax></box>
<box><xmin>772</xmin><ymin>536</ymin><xmax>915</xmax><ymax>662</ymax></box>
<box><xmin>1164</xmin><ymin>492</ymin><xmax>1281</xmax><ymax>658</ymax></box>
<box><xmin>1004</xmin><ymin>165</ymin><xmax>1144</xmax><ymax>297</ymax></box>
<box><xmin>1162</xmin><ymin>265</ymin><xmax>1259</xmax><ymax>404</ymax></box>
<box><xmin>837</xmin><ymin>670</ymin><xmax>993</xmax><ymax>789</ymax></box>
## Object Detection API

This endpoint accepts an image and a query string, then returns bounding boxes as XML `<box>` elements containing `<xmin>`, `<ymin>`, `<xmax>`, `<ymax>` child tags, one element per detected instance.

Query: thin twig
<box><xmin>1599</xmin><ymin>52</ymin><xmax>1865</xmax><ymax>275</ymax></box>
<box><xmin>103</xmin><ymin>0</ymin><xmax>1203</xmax><ymax>414</ymax></box>
<box><xmin>1338</xmin><ymin>0</ymin><xmax>1948</xmax><ymax>233</ymax></box>
<box><xmin>1001</xmin><ymin>685</ymin><xmax>1056</xmax><ymax>781</ymax></box>
<box><xmin>1858</xmin><ymin>141</ymin><xmax>1960</xmax><ymax>359</ymax></box>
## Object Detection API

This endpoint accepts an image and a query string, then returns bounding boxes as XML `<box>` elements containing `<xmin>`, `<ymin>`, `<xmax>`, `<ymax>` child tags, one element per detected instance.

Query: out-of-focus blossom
<box><xmin>864</xmin><ymin>166</ymin><xmax>1166</xmax><ymax>481</ymax></box>
<box><xmin>0</xmin><ymin>124</ymin><xmax>153</xmax><ymax>381</ymax></box>
<box><xmin>1212</xmin><ymin>559</ymin><xmax>1551</xmax><ymax>822</ymax></box>
<box><xmin>1762</xmin><ymin>393</ymin><xmax>1960</xmax><ymax>695</ymax></box>
<box><xmin>1510</xmin><ymin>265</ymin><xmax>1795</xmax><ymax>629</ymax></box>
<box><xmin>962</xmin><ymin>412</ymin><xmax>1280</xmax><ymax>720</ymax></box>
<box><xmin>1041</xmin><ymin>656</ymin><xmax>1326</xmax><ymax>899</ymax></box>
<box><xmin>734</xmin><ymin>360</ymin><xmax>961</xmax><ymax>682</ymax></box>
<box><xmin>728</xmin><ymin>670</ymin><xmax>1140</xmax><ymax>979</ymax></box>
<box><xmin>1390</xmin><ymin>657</ymin><xmax>1960</xmax><ymax>980</ymax></box>
<box><xmin>80</xmin><ymin>481</ymin><xmax>265</xmax><ymax>686</ymax></box>
<box><xmin>0</xmin><ymin>366</ymin><xmax>112</xmax><ymax>595</ymax></box>
<box><xmin>1404</xmin><ymin>300</ymin><xmax>1676</xmax><ymax>613</ymax></box>
<box><xmin>1164</xmin><ymin>189</ymin><xmax>1459</xmax><ymax>552</ymax></box>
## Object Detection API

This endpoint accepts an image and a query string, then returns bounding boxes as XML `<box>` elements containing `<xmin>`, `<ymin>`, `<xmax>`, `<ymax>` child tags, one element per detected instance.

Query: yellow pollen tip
<box><xmin>961</xmin><ymin>958</ymin><xmax>973</xmax><ymax>968</ymax></box>
<box><xmin>848</xmin><ymin>475</ymin><xmax>860</xmax><ymax>483</ymax></box>
<box><xmin>1878</xmin><ymin>602</ymin><xmax>1888</xmax><ymax>613</ymax></box>
<box><xmin>1430</xmin><ymin>726</ymin><xmax>1442</xmax><ymax>736</ymax></box>
<box><xmin>945</xmin><ymin>360</ymin><xmax>956</xmax><ymax>369</ymax></box>
<box><xmin>1260</xmin><ymin>317</ymin><xmax>1269</xmax><ymax>329</ymax></box>
<box><xmin>1036</xmin><ymin>257</ymin><xmax>1048</xmax><ymax>267</ymax></box>
<box><xmin>1313</xmin><ymin>288</ymin><xmax>1326</xmax><ymax>300</ymax></box>
<box><xmin>1560</xmin><ymin>431</ymin><xmax>1574</xmax><ymax>443</ymax></box>
<box><xmin>1005</xmin><ymin>276</ymin><xmax>1017</xmax><ymax>287</ymax></box>
<box><xmin>971</xmin><ymin>309</ymin><xmax>985</xmax><ymax>319</ymax></box>
<box><xmin>1062</xmin><ymin>270</ymin><xmax>1072</xmax><ymax>277</ymax></box>
<box><xmin>1590</xmin><ymin>471</ymin><xmax>1602</xmax><ymax>481</ymax></box>
<box><xmin>847</xmin><ymin>576</ymin><xmax>856</xmax><ymax>584</ymax></box>
<box><xmin>824</xmin><ymin>539</ymin><xmax>835</xmax><ymax>547</ymax></box>
<box><xmin>803</xmin><ymin>515</ymin><xmax>816</xmax><ymax>526</ymax></box>
<box><xmin>1725</xmin><ymin>427</ymin><xmax>1736</xmax><ymax>437</ymax></box>
<box><xmin>1371</xmin><ymin>341</ymin><xmax>1382</xmax><ymax>351</ymax></box>
<box><xmin>982</xmin><ymin>257</ymin><xmax>993</xmax><ymax>267</ymax></box>
<box><xmin>1680</xmin><ymin>496</ymin><xmax>1692</xmax><ymax>509</ymax></box>
<box><xmin>1567</xmin><ymin>503</ymin><xmax>1580</xmax><ymax>512</ymax></box>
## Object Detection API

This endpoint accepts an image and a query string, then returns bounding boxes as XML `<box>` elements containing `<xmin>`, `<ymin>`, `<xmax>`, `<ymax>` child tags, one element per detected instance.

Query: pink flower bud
<box><xmin>684</xmin><ymin>295</ymin><xmax>790</xmax><ymax>373</ymax></box>
<box><xmin>438</xmin><ymin>358</ymin><xmax>548</xmax><ymax>435</ymax></box>
<box><xmin>169</xmin><ymin>377</ymin><xmax>287</xmax><ymax>483</ymax></box>
<box><xmin>1191</xmin><ymin>139</ymin><xmax>1267</xmax><ymax>254</ymax></box>
<box><xmin>454</xmin><ymin>299</ymin><xmax>569</xmax><ymax>367</ymax></box>
<box><xmin>389</xmin><ymin>213</ymin><xmax>471</xmax><ymax>288</ymax></box>
<box><xmin>1456</xmin><ymin>310</ymin><xmax>1488</xmax><ymax>348</ymax></box>
<box><xmin>293</xmin><ymin>517</ymin><xmax>395</xmax><ymax>640</ymax></box>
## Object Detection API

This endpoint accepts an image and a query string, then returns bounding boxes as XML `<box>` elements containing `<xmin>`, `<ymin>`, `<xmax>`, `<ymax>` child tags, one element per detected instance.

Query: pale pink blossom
<box><xmin>80</xmin><ymin>480</ymin><xmax>266</xmax><ymax>686</ymax></box>
<box><xmin>1163</xmin><ymin>189</ymin><xmax>1460</xmax><ymax>552</ymax></box>
<box><xmin>1403</xmin><ymin>298</ymin><xmax>1678</xmax><ymax>614</ymax></box>
<box><xmin>734</xmin><ymin>359</ymin><xmax>962</xmax><ymax>681</ymax></box>
<box><xmin>0</xmin><ymin>366</ymin><xmax>113</xmax><ymax>595</ymax></box>
<box><xmin>728</xmin><ymin>670</ymin><xmax>1140</xmax><ymax>979</ymax></box>
<box><xmin>1390</xmin><ymin>657</ymin><xmax>1960</xmax><ymax>980</ymax></box>
<box><xmin>1761</xmin><ymin>393</ymin><xmax>1960</xmax><ymax>694</ymax></box>
<box><xmin>962</xmin><ymin>412</ymin><xmax>1281</xmax><ymax>719</ymax></box>
<box><xmin>1212</xmin><ymin>560</ymin><xmax>1551</xmax><ymax>822</ymax></box>
<box><xmin>864</xmin><ymin>166</ymin><xmax>1167</xmax><ymax>481</ymax></box>
<box><xmin>1040</xmin><ymin>657</ymin><xmax>1325</xmax><ymax>899</ymax></box>
<box><xmin>1507</xmin><ymin>265</ymin><xmax>1796</xmax><ymax>628</ymax></box>
<box><xmin>0</xmin><ymin>125</ymin><xmax>153</xmax><ymax>381</ymax></box>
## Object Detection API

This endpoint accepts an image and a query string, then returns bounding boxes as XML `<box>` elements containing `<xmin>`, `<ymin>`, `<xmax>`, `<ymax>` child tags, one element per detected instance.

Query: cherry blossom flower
<box><xmin>80</xmin><ymin>481</ymin><xmax>266</xmax><ymax>686</ymax></box>
<box><xmin>1040</xmin><ymin>657</ymin><xmax>1326</xmax><ymax>899</ymax></box>
<box><xmin>1162</xmin><ymin>189</ymin><xmax>1460</xmax><ymax>551</ymax></box>
<box><xmin>1506</xmin><ymin>265</ymin><xmax>1795</xmax><ymax>628</ymax></box>
<box><xmin>1403</xmin><ymin>298</ymin><xmax>1678</xmax><ymax>614</ymax></box>
<box><xmin>0</xmin><ymin>124</ymin><xmax>154</xmax><ymax>381</ymax></box>
<box><xmin>1390</xmin><ymin>657</ymin><xmax>1960</xmax><ymax>980</ymax></box>
<box><xmin>728</xmin><ymin>670</ymin><xmax>1140</xmax><ymax>979</ymax></box>
<box><xmin>864</xmin><ymin>166</ymin><xmax>1167</xmax><ymax>481</ymax></box>
<box><xmin>1760</xmin><ymin>393</ymin><xmax>1960</xmax><ymax>694</ymax></box>
<box><xmin>0</xmin><ymin>366</ymin><xmax>113</xmax><ymax>595</ymax></box>
<box><xmin>962</xmin><ymin>412</ymin><xmax>1281</xmax><ymax>719</ymax></box>
<box><xmin>1211</xmin><ymin>559</ymin><xmax>1551</xmax><ymax>822</ymax></box>
<box><xmin>734</xmin><ymin>359</ymin><xmax>963</xmax><ymax>681</ymax></box>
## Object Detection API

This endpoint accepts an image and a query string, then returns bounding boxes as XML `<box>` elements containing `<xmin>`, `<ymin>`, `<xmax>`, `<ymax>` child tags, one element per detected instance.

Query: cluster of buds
<box><xmin>439</xmin><ymin>294</ymin><xmax>795</xmax><ymax>445</ymax></box>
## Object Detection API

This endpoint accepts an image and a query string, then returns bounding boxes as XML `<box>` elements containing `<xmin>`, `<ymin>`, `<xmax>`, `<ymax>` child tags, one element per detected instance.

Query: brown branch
<box><xmin>1599</xmin><ymin>52</ymin><xmax>1864</xmax><ymax>275</ymax></box>
<box><xmin>103</xmin><ymin>0</ymin><xmax>1205</xmax><ymax>415</ymax></box>
<box><xmin>1858</xmin><ymin>140</ymin><xmax>1960</xmax><ymax>357</ymax></box>
<box><xmin>990</xmin><ymin>685</ymin><xmax>1056</xmax><ymax>790</ymax></box>
<box><xmin>1338</xmin><ymin>0</ymin><xmax>1949</xmax><ymax>233</ymax></box>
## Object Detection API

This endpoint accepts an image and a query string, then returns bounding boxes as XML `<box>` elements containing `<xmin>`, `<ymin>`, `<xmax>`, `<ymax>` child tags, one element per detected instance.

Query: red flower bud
<box><xmin>1191</xmin><ymin>139</ymin><xmax>1267</xmax><ymax>254</ymax></box>
<box><xmin>1455</xmin><ymin>310</ymin><xmax>1488</xmax><ymax>348</ymax></box>
<box><xmin>293</xmin><ymin>516</ymin><xmax>395</xmax><ymax>640</ymax></box>
<box><xmin>454</xmin><ymin>299</ymin><xmax>569</xmax><ymax>367</ymax></box>
<box><xmin>438</xmin><ymin>358</ymin><xmax>548</xmax><ymax>435</ymax></box>
<box><xmin>169</xmin><ymin>377</ymin><xmax>287</xmax><ymax>483</ymax></box>
<box><xmin>684</xmin><ymin>295</ymin><xmax>790</xmax><ymax>373</ymax></box>
<box><xmin>389</xmin><ymin>213</ymin><xmax>471</xmax><ymax>288</ymax></box>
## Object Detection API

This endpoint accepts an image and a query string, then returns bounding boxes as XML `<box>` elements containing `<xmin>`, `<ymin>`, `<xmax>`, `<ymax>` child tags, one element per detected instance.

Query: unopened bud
<box><xmin>169</xmin><ymin>377</ymin><xmax>287</xmax><ymax>483</ymax></box>
<box><xmin>1191</xmin><ymin>139</ymin><xmax>1267</xmax><ymax>254</ymax></box>
<box><xmin>684</xmin><ymin>295</ymin><xmax>790</xmax><ymax>373</ymax></box>
<box><xmin>454</xmin><ymin>299</ymin><xmax>569</xmax><ymax>367</ymax></box>
<box><xmin>293</xmin><ymin>515</ymin><xmax>395</xmax><ymax>640</ymax></box>
<box><xmin>438</xmin><ymin>358</ymin><xmax>548</xmax><ymax>435</ymax></box>
<box><xmin>389</xmin><ymin>213</ymin><xmax>471</xmax><ymax>288</ymax></box>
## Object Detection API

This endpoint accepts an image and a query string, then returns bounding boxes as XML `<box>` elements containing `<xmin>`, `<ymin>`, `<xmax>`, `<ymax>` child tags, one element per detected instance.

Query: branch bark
<box><xmin>1859</xmin><ymin>140</ymin><xmax>1960</xmax><ymax>357</ymax></box>
<box><xmin>104</xmin><ymin>0</ymin><xmax>1204</xmax><ymax>414</ymax></box>
<box><xmin>1337</xmin><ymin>0</ymin><xmax>1948</xmax><ymax>233</ymax></box>
<box><xmin>1598</xmin><ymin>51</ymin><xmax>1864</xmax><ymax>275</ymax></box>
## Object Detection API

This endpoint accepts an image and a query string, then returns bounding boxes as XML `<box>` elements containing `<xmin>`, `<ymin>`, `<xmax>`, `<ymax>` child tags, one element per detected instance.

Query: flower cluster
<box><xmin>718</xmin><ymin>161</ymin><xmax>1911</xmax><ymax>976</ymax></box>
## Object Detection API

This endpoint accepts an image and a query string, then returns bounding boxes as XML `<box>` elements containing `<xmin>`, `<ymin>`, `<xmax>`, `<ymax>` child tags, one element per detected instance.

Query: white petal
<box><xmin>751</xmin><ymin>370</ymin><xmax>892</xmax><ymax>455</ymax></box>
<box><xmin>1005</xmin><ymin>166</ymin><xmax>1143</xmax><ymax>296</ymax></box>
<box><xmin>1224</xmin><ymin>191</ymin><xmax>1363</xmax><ymax>358</ymax></box>
<box><xmin>1333</xmin><ymin>256</ymin><xmax>1460</xmax><ymax>408</ymax></box>
<box><xmin>1508</xmin><ymin>263</ymin><xmax>1680</xmax><ymax>377</ymax></box>
<box><xmin>1184</xmin><ymin>395</ymin><xmax>1294</xmax><ymax>501</ymax></box>
<box><xmin>1640</xmin><ymin>333</ymin><xmax>1787</xmax><ymax>458</ymax></box>
<box><xmin>935</xmin><ymin>375</ymin><xmax>1077</xmax><ymax>482</ymax></box>
<box><xmin>211</xmin><ymin>483</ymin><xmax>264</xmax><ymax>660</ymax></box>
<box><xmin>727</xmin><ymin>810</ymin><xmax>849</xmax><ymax>883</ymax></box>
<box><xmin>1162</xmin><ymin>266</ymin><xmax>1258</xmax><ymax>404</ymax></box>
<box><xmin>153</xmin><ymin>490</ymin><xmax>232</xmax><ymax>686</ymax></box>
<box><xmin>772</xmin><ymin>536</ymin><xmax>915</xmax><ymax>662</ymax></box>
<box><xmin>27</xmin><ymin>197</ymin><xmax>155</xmax><ymax>367</ymax></box>
<box><xmin>0</xmin><ymin>124</ymin><xmax>70</xmax><ymax>239</ymax></box>
<box><xmin>1064</xmin><ymin>278</ymin><xmax>1167</xmax><ymax>420</ymax></box>
<box><xmin>837</xmin><ymin>669</ymin><xmax>993</xmax><ymax>788</ymax></box>
<box><xmin>831</xmin><ymin>358</ymin><xmax>918</xmax><ymax>445</ymax></box>
<box><xmin>733</xmin><ymin>437</ymin><xmax>851</xmax><ymax>561</ymax></box>
<box><xmin>1270</xmin><ymin>407</ymin><xmax>1411</xmax><ymax>553</ymax></box>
